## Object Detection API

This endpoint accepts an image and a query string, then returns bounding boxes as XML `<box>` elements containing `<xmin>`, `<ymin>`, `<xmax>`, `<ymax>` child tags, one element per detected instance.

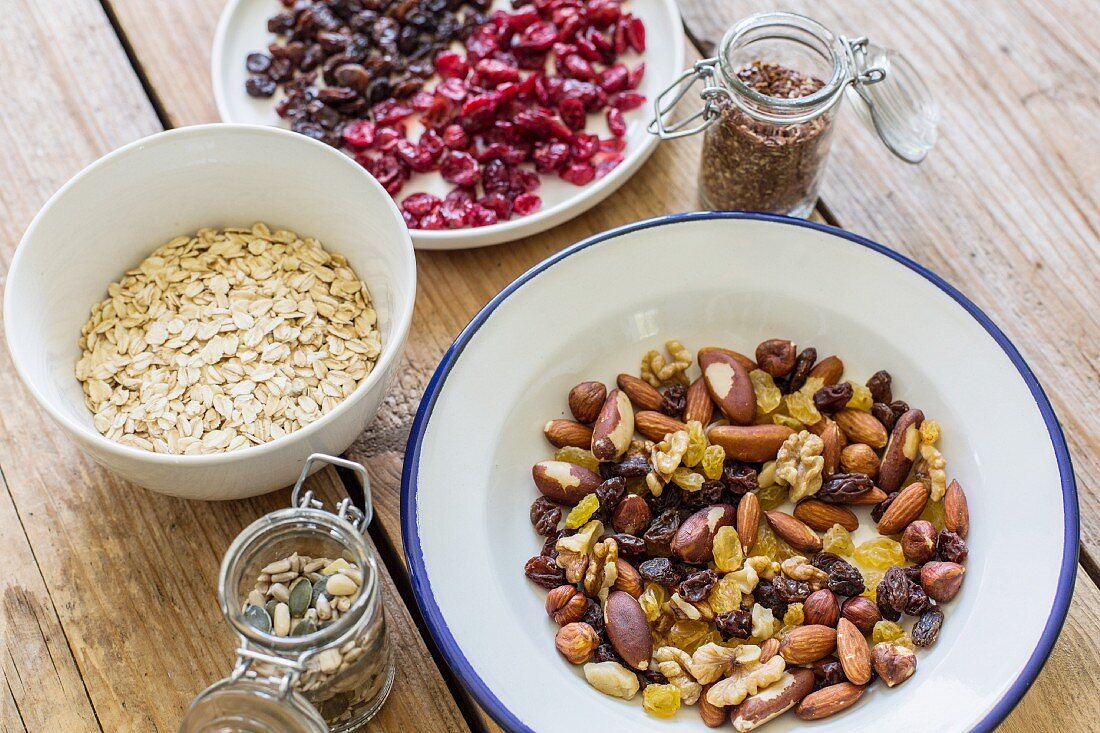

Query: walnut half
<box><xmin>705</xmin><ymin>655</ymin><xmax>786</xmax><ymax>707</ymax></box>
<box><xmin>774</xmin><ymin>430</ymin><xmax>824</xmax><ymax>502</ymax></box>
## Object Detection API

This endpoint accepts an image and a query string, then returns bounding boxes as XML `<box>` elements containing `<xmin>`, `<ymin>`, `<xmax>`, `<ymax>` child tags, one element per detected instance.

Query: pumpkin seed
<box><xmin>244</xmin><ymin>603</ymin><xmax>272</xmax><ymax>633</ymax></box>
<box><xmin>291</xmin><ymin>617</ymin><xmax>317</xmax><ymax>636</ymax></box>
<box><xmin>312</xmin><ymin>576</ymin><xmax>329</xmax><ymax>604</ymax></box>
<box><xmin>265</xmin><ymin>599</ymin><xmax>278</xmax><ymax>619</ymax></box>
<box><xmin>289</xmin><ymin>577</ymin><xmax>313</xmax><ymax>616</ymax></box>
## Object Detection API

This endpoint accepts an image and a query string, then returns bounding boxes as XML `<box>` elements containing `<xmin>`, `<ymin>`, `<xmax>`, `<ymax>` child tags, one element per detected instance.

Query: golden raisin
<box><xmin>854</xmin><ymin>537</ymin><xmax>905</xmax><ymax>570</ymax></box>
<box><xmin>672</xmin><ymin>467</ymin><xmax>705</xmax><ymax>492</ymax></box>
<box><xmin>554</xmin><ymin>446</ymin><xmax>599</xmax><ymax>472</ymax></box>
<box><xmin>640</xmin><ymin>583</ymin><xmax>667</xmax><ymax>623</ymax></box>
<box><xmin>785</xmin><ymin>377</ymin><xmax>824</xmax><ymax>425</ymax></box>
<box><xmin>920</xmin><ymin>498</ymin><xmax>946</xmax><ymax>532</ymax></box>
<box><xmin>755</xmin><ymin>524</ymin><xmax>779</xmax><ymax>560</ymax></box>
<box><xmin>666</xmin><ymin>619</ymin><xmax>710</xmax><ymax>651</ymax></box>
<box><xmin>683</xmin><ymin>420</ymin><xmax>708</xmax><ymax>467</ymax></box>
<box><xmin>872</xmin><ymin>620</ymin><xmax>904</xmax><ymax>644</ymax></box>
<box><xmin>755</xmin><ymin>482</ymin><xmax>787</xmax><ymax>511</ymax></box>
<box><xmin>845</xmin><ymin>381</ymin><xmax>873</xmax><ymax>411</ymax></box>
<box><xmin>822</xmin><ymin>524</ymin><xmax>855</xmax><ymax>555</ymax></box>
<box><xmin>712</xmin><ymin>526</ymin><xmax>744</xmax><ymax>573</ymax></box>
<box><xmin>642</xmin><ymin>684</ymin><xmax>681</xmax><ymax>718</ymax></box>
<box><xmin>701</xmin><ymin>444</ymin><xmax>726</xmax><ymax>480</ymax></box>
<box><xmin>783</xmin><ymin>603</ymin><xmax>804</xmax><ymax>627</ymax></box>
<box><xmin>565</xmin><ymin>493</ymin><xmax>600</xmax><ymax>529</ymax></box>
<box><xmin>772</xmin><ymin>413</ymin><xmax>804</xmax><ymax>430</ymax></box>
<box><xmin>920</xmin><ymin>419</ymin><xmax>941</xmax><ymax>445</ymax></box>
<box><xmin>708</xmin><ymin>574</ymin><xmax>743</xmax><ymax>613</ymax></box>
<box><xmin>749</xmin><ymin>369</ymin><xmax>782</xmax><ymax>414</ymax></box>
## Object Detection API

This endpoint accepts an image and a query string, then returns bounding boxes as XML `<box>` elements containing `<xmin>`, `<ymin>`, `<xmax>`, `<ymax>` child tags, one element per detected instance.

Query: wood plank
<box><xmin>0</xmin><ymin>1</ymin><xmax>471</xmax><ymax>730</ymax></box>
<box><xmin>676</xmin><ymin>0</ymin><xmax>1100</xmax><ymax>564</ymax></box>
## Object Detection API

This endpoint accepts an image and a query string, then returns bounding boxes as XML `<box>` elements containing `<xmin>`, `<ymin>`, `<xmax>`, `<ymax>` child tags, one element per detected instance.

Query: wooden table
<box><xmin>2</xmin><ymin>0</ymin><xmax>1097</xmax><ymax>730</ymax></box>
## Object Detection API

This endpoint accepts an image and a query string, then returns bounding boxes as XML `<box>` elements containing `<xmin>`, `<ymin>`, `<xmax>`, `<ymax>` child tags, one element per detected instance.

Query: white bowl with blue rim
<box><xmin>402</xmin><ymin>213</ymin><xmax>1076</xmax><ymax>731</ymax></box>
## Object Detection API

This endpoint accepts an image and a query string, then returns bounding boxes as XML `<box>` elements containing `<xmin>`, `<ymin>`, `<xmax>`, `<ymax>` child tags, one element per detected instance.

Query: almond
<box><xmin>737</xmin><ymin>492</ymin><xmax>760</xmax><ymax>553</ymax></box>
<box><xmin>591</xmin><ymin>389</ymin><xmax>634</xmax><ymax>461</ymax></box>
<box><xmin>820</xmin><ymin>421</ymin><xmax>843</xmax><ymax>476</ymax></box>
<box><xmin>604</xmin><ymin>591</ymin><xmax>652</xmax><ymax>670</ymax></box>
<box><xmin>699</xmin><ymin>348</ymin><xmax>755</xmax><ymax>425</ymax></box>
<box><xmin>876</xmin><ymin>481</ymin><xmax>930</xmax><ymax>535</ymax></box>
<box><xmin>843</xmin><ymin>486</ymin><xmax>888</xmax><ymax>506</ymax></box>
<box><xmin>730</xmin><ymin>668</ymin><xmax>815</xmax><ymax>730</ymax></box>
<box><xmin>840</xmin><ymin>596</ymin><xmax>881</xmax><ymax>635</ymax></box>
<box><xmin>616</xmin><ymin>373</ymin><xmax>664</xmax><ymax>412</ymax></box>
<box><xmin>835</xmin><ymin>618</ymin><xmax>871</xmax><ymax>685</ymax></box>
<box><xmin>920</xmin><ymin>561</ymin><xmax>965</xmax><ymax>602</ymax></box>
<box><xmin>613</xmin><ymin>558</ymin><xmax>643</xmax><ymax>597</ymax></box>
<box><xmin>672</xmin><ymin>504</ymin><xmax>737</xmax><ymax>563</ymax></box>
<box><xmin>759</xmin><ymin>638</ymin><xmax>780</xmax><ymax>663</ymax></box>
<box><xmin>944</xmin><ymin>478</ymin><xmax>969</xmax><ymax>538</ymax></box>
<box><xmin>707</xmin><ymin>424</ymin><xmax>794</xmax><ymax>462</ymax></box>
<box><xmin>698</xmin><ymin>685</ymin><xmax>727</xmax><ymax>728</ymax></box>
<box><xmin>568</xmin><ymin>381</ymin><xmax>606</xmax><ymax>424</ymax></box>
<box><xmin>532</xmin><ymin>460</ymin><xmax>601</xmax><ymax>504</ymax></box>
<box><xmin>765</xmin><ymin>511</ymin><xmax>822</xmax><ymax>553</ymax></box>
<box><xmin>611</xmin><ymin>494</ymin><xmax>651</xmax><ymax>536</ymax></box>
<box><xmin>698</xmin><ymin>346</ymin><xmax>757</xmax><ymax>373</ymax></box>
<box><xmin>807</xmin><ymin>355</ymin><xmax>844</xmax><ymax>385</ymax></box>
<box><xmin>802</xmin><ymin>589</ymin><xmax>839</xmax><ymax>627</ymax></box>
<box><xmin>778</xmin><ymin>625</ymin><xmax>836</xmax><ymax>665</ymax></box>
<box><xmin>683</xmin><ymin>376</ymin><xmax>714</xmax><ymax>425</ymax></box>
<box><xmin>634</xmin><ymin>410</ymin><xmax>687</xmax><ymax>441</ymax></box>
<box><xmin>833</xmin><ymin>409</ymin><xmax>887</xmax><ymax>448</ymax></box>
<box><xmin>839</xmin><ymin>443</ymin><xmax>880</xmax><ymax>476</ymax></box>
<box><xmin>543</xmin><ymin>419</ymin><xmax>594</xmax><ymax>448</ymax></box>
<box><xmin>793</xmin><ymin>500</ymin><xmax>858</xmax><ymax>532</ymax></box>
<box><xmin>795</xmin><ymin>682</ymin><xmax>865</xmax><ymax>720</ymax></box>
<box><xmin>878</xmin><ymin>408</ymin><xmax>925</xmax><ymax>492</ymax></box>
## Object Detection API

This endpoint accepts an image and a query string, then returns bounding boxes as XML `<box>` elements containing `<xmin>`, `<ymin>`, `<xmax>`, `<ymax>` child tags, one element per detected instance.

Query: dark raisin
<box><xmin>681</xmin><ymin>570</ymin><xmax>718</xmax><ymax>603</ymax></box>
<box><xmin>890</xmin><ymin>400</ymin><xmax>910</xmax><ymax>420</ymax></box>
<box><xmin>716</xmin><ymin>609</ymin><xmax>753</xmax><ymax>639</ymax></box>
<box><xmin>813</xmin><ymin>383</ymin><xmax>854</xmax><ymax>413</ymax></box>
<box><xmin>682</xmin><ymin>480</ymin><xmax>726</xmax><ymax>510</ymax></box>
<box><xmin>524</xmin><ymin>555</ymin><xmax>564</xmax><ymax>588</ymax></box>
<box><xmin>786</xmin><ymin>347</ymin><xmax>817</xmax><ymax>393</ymax></box>
<box><xmin>245</xmin><ymin>75</ymin><xmax>278</xmax><ymax>97</ymax></box>
<box><xmin>877</xmin><ymin>595</ymin><xmax>901</xmax><ymax>622</ymax></box>
<box><xmin>773</xmin><ymin>576</ymin><xmax>811</xmax><ymax>602</ymax></box>
<box><xmin>594</xmin><ymin>477</ymin><xmax>626</xmax><ymax>521</ymax></box>
<box><xmin>529</xmin><ymin>496</ymin><xmax>561</xmax><ymax>536</ymax></box>
<box><xmin>872</xmin><ymin>402</ymin><xmax>897</xmax><ymax>431</ymax></box>
<box><xmin>594</xmin><ymin>643</ymin><xmax>624</xmax><ymax>664</ymax></box>
<box><xmin>638</xmin><ymin>557</ymin><xmax>683</xmax><ymax>586</ymax></box>
<box><xmin>610</xmin><ymin>533</ymin><xmax>646</xmax><ymax>558</ymax></box>
<box><xmin>877</xmin><ymin>567</ymin><xmax>912</xmax><ymax>615</ymax></box>
<box><xmin>871</xmin><ymin>492</ymin><xmax>899</xmax><ymax>523</ymax></box>
<box><xmin>660</xmin><ymin>385</ymin><xmax>687</xmax><ymax>418</ymax></box>
<box><xmin>581</xmin><ymin>600</ymin><xmax>605</xmax><ymax>636</ymax></box>
<box><xmin>645</xmin><ymin>487</ymin><xmax>682</xmax><ymax>517</ymax></box>
<box><xmin>811</xmin><ymin>552</ymin><xmax>845</xmax><ymax>573</ymax></box>
<box><xmin>818</xmin><ymin>473</ymin><xmax>875</xmax><ymax>504</ymax></box>
<box><xmin>753</xmin><ymin>579</ymin><xmax>788</xmax><ymax>617</ymax></box>
<box><xmin>904</xmin><ymin>582</ymin><xmax>931</xmax><ymax>616</ymax></box>
<box><xmin>937</xmin><ymin>530</ymin><xmax>969</xmax><ymax>563</ymax></box>
<box><xmin>541</xmin><ymin>528</ymin><xmax>572</xmax><ymax>558</ymax></box>
<box><xmin>866</xmin><ymin>370</ymin><xmax>893</xmax><ymax>404</ymax></box>
<box><xmin>636</xmin><ymin>669</ymin><xmax>670</xmax><ymax>690</ymax></box>
<box><xmin>722</xmin><ymin>461</ymin><xmax>759</xmax><ymax>495</ymax></box>
<box><xmin>246</xmin><ymin>52</ymin><xmax>273</xmax><ymax>74</ymax></box>
<box><xmin>608</xmin><ymin>454</ymin><xmax>651</xmax><ymax>478</ymax></box>
<box><xmin>811</xmin><ymin>659</ymin><xmax>846</xmax><ymax>688</ymax></box>
<box><xmin>912</xmin><ymin>607</ymin><xmax>944</xmax><ymax>647</ymax></box>
<box><xmin>826</xmin><ymin>560</ymin><xmax>865</xmax><ymax>597</ymax></box>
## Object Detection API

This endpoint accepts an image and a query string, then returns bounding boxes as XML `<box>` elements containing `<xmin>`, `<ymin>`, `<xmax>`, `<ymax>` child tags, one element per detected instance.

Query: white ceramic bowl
<box><xmin>403</xmin><ymin>213</ymin><xmax>1077</xmax><ymax>731</ymax></box>
<box><xmin>212</xmin><ymin>0</ymin><xmax>684</xmax><ymax>249</ymax></box>
<box><xmin>5</xmin><ymin>124</ymin><xmax>416</xmax><ymax>499</ymax></box>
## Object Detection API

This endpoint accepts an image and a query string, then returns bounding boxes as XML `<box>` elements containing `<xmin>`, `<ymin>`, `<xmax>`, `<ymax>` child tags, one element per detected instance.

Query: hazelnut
<box><xmin>611</xmin><ymin>494</ymin><xmax>652</xmax><ymax>536</ymax></box>
<box><xmin>870</xmin><ymin>642</ymin><xmax>916</xmax><ymax>687</ymax></box>
<box><xmin>920</xmin><ymin>561</ymin><xmax>965</xmax><ymax>602</ymax></box>
<box><xmin>755</xmin><ymin>339</ymin><xmax>796</xmax><ymax>377</ymax></box>
<box><xmin>901</xmin><ymin>520</ymin><xmax>937</xmax><ymax>563</ymax></box>
<box><xmin>839</xmin><ymin>443</ymin><xmax>880</xmax><ymax>476</ymax></box>
<box><xmin>568</xmin><ymin>381</ymin><xmax>606</xmax><ymax>424</ymax></box>
<box><xmin>555</xmin><ymin>622</ymin><xmax>599</xmax><ymax>664</ymax></box>
<box><xmin>545</xmin><ymin>585</ymin><xmax>587</xmax><ymax>625</ymax></box>
<box><xmin>840</xmin><ymin>596</ymin><xmax>881</xmax><ymax>635</ymax></box>
<box><xmin>802</xmin><ymin>589</ymin><xmax>840</xmax><ymax>627</ymax></box>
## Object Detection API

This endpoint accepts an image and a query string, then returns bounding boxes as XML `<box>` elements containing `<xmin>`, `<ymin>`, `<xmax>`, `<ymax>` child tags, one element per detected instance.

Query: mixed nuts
<box><xmin>525</xmin><ymin>339</ymin><xmax>970</xmax><ymax>726</ymax></box>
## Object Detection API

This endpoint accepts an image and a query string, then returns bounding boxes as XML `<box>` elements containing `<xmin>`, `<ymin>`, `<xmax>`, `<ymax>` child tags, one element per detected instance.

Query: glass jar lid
<box><xmin>180</xmin><ymin>677</ymin><xmax>328</xmax><ymax>733</ymax></box>
<box><xmin>845</xmin><ymin>37</ymin><xmax>939</xmax><ymax>162</ymax></box>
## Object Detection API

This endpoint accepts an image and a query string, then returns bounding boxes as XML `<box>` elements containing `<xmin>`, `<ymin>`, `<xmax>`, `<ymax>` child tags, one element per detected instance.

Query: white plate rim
<box><xmin>210</xmin><ymin>0</ymin><xmax>686</xmax><ymax>250</ymax></box>
<box><xmin>401</xmin><ymin>211</ymin><xmax>1079</xmax><ymax>732</ymax></box>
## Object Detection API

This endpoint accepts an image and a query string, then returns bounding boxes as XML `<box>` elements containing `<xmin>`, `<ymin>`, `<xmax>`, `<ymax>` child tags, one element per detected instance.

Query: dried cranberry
<box><xmin>442</xmin><ymin>124</ymin><xmax>471</xmax><ymax>150</ymax></box>
<box><xmin>560</xmin><ymin>161</ymin><xmax>596</xmax><ymax>185</ymax></box>
<box><xmin>476</xmin><ymin>58</ymin><xmax>520</xmax><ymax>85</ymax></box>
<box><xmin>609</xmin><ymin>91</ymin><xmax>645</xmax><ymax>111</ymax></box>
<box><xmin>465</xmin><ymin>25</ymin><xmax>500</xmax><ymax>60</ymax></box>
<box><xmin>459</xmin><ymin>94</ymin><xmax>498</xmax><ymax>130</ymax></box>
<box><xmin>342</xmin><ymin>120</ymin><xmax>376</xmax><ymax>149</ymax></box>
<box><xmin>533</xmin><ymin>141</ymin><xmax>572</xmax><ymax>172</ymax></box>
<box><xmin>436</xmin><ymin>78</ymin><xmax>469</xmax><ymax>102</ymax></box>
<box><xmin>401</xmin><ymin>209</ymin><xmax>419</xmax><ymax>229</ymax></box>
<box><xmin>477</xmin><ymin>194</ymin><xmax>511</xmax><ymax>219</ymax></box>
<box><xmin>559</xmin><ymin>97</ymin><xmax>587</xmax><ymax>130</ymax></box>
<box><xmin>606</xmin><ymin>107</ymin><xmax>627</xmax><ymax>137</ymax></box>
<box><xmin>570</xmin><ymin>133</ymin><xmax>600</xmax><ymax>161</ymax></box>
<box><xmin>419</xmin><ymin>211</ymin><xmax>445</xmax><ymax>230</ymax></box>
<box><xmin>395</xmin><ymin>140</ymin><xmax>436</xmax><ymax>172</ymax></box>
<box><xmin>625</xmin><ymin>15</ymin><xmax>646</xmax><ymax>52</ymax></box>
<box><xmin>401</xmin><ymin>192</ymin><xmax>441</xmax><ymax>217</ymax></box>
<box><xmin>440</xmin><ymin>150</ymin><xmax>481</xmax><ymax>186</ymax></box>
<box><xmin>373</xmin><ymin>99</ymin><xmax>414</xmax><ymax>125</ymax></box>
<box><xmin>627</xmin><ymin>62</ymin><xmax>646</xmax><ymax>89</ymax></box>
<box><xmin>598</xmin><ymin>63</ymin><xmax>629</xmax><ymax>93</ymax></box>
<box><xmin>365</xmin><ymin>155</ymin><xmax>408</xmax><ymax>195</ymax></box>
<box><xmin>514</xmin><ymin>192</ymin><xmax>542</xmax><ymax>216</ymax></box>
<box><xmin>467</xmin><ymin>203</ymin><xmax>499</xmax><ymax>227</ymax></box>
<box><xmin>716</xmin><ymin>609</ymin><xmax>752</xmax><ymax>639</ymax></box>
<box><xmin>516</xmin><ymin>21</ymin><xmax>558</xmax><ymax>51</ymax></box>
<box><xmin>435</xmin><ymin>50</ymin><xmax>470</xmax><ymax>80</ymax></box>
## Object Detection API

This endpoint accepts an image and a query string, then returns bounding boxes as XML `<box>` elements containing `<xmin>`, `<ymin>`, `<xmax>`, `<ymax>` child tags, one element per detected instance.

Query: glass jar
<box><xmin>651</xmin><ymin>11</ymin><xmax>938</xmax><ymax>217</ymax></box>
<box><xmin>180</xmin><ymin>455</ymin><xmax>394</xmax><ymax>733</ymax></box>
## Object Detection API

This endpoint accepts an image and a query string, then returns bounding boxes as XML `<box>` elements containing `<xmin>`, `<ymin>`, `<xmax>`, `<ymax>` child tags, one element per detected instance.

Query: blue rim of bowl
<box><xmin>401</xmin><ymin>211</ymin><xmax>1079</xmax><ymax>733</ymax></box>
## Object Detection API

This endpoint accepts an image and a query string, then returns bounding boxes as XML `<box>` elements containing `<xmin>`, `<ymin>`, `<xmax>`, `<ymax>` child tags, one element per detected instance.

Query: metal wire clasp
<box><xmin>648</xmin><ymin>57</ymin><xmax>731</xmax><ymax>139</ymax></box>
<box><xmin>290</xmin><ymin>453</ymin><xmax>373</xmax><ymax>533</ymax></box>
<box><xmin>843</xmin><ymin>36</ymin><xmax>887</xmax><ymax>86</ymax></box>
<box><xmin>230</xmin><ymin>646</ymin><xmax>305</xmax><ymax>698</ymax></box>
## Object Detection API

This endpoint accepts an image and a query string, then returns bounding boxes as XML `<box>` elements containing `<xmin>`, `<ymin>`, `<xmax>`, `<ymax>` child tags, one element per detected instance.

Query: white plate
<box><xmin>212</xmin><ymin>0</ymin><xmax>684</xmax><ymax>249</ymax></box>
<box><xmin>402</xmin><ymin>214</ymin><xmax>1077</xmax><ymax>732</ymax></box>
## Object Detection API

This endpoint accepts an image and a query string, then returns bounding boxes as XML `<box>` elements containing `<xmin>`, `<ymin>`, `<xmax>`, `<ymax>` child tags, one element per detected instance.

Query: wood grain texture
<box><xmin>677</xmin><ymin>0</ymin><xmax>1100</xmax><ymax>564</ymax></box>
